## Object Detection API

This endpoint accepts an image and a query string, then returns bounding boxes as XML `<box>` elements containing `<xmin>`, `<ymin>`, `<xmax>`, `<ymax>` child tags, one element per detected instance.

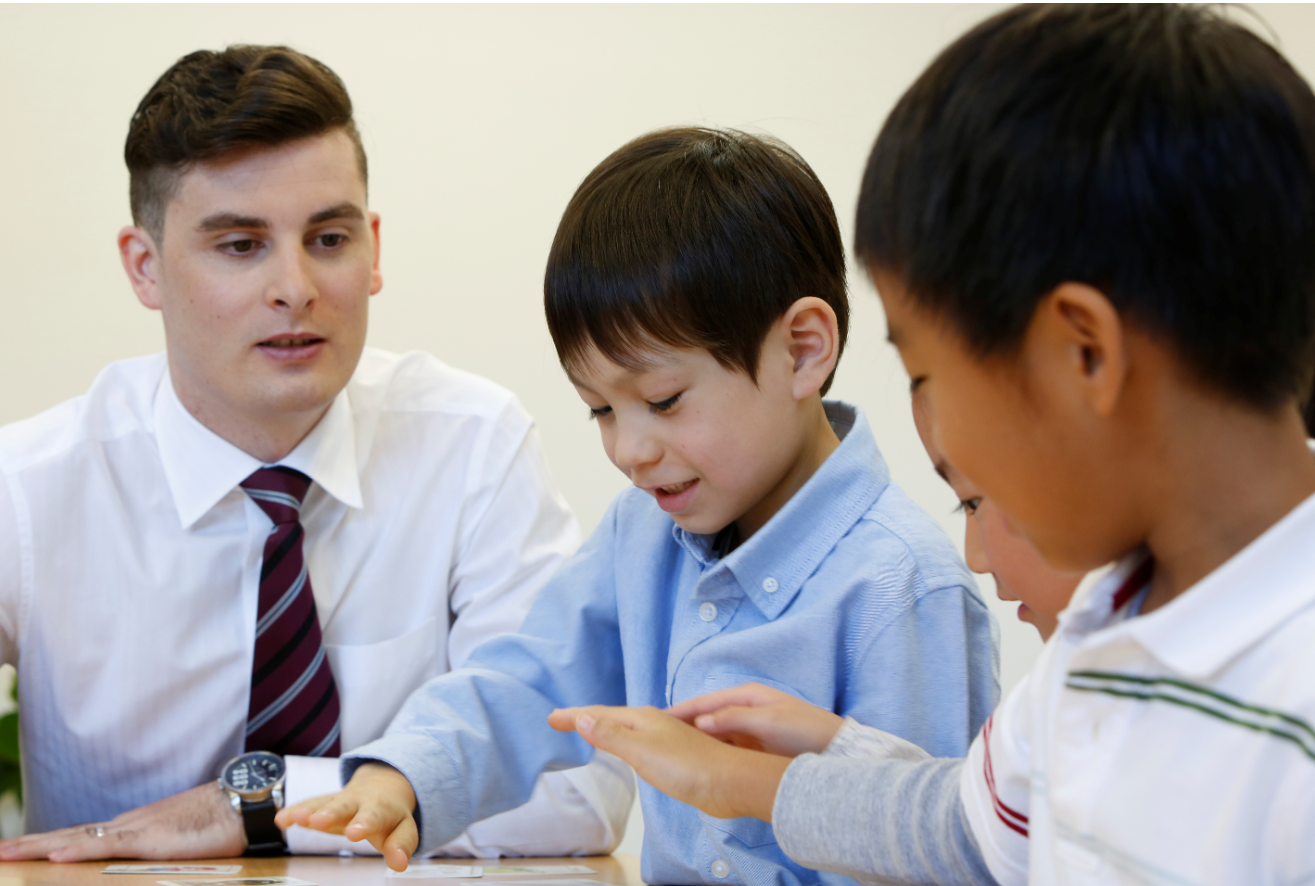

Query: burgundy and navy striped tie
<box><xmin>240</xmin><ymin>467</ymin><xmax>342</xmax><ymax>757</ymax></box>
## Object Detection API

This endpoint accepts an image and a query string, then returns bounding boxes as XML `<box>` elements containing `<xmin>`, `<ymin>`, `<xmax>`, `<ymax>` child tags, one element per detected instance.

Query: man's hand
<box><xmin>275</xmin><ymin>762</ymin><xmax>417</xmax><ymax>872</ymax></box>
<box><xmin>0</xmin><ymin>782</ymin><xmax>246</xmax><ymax>863</ymax></box>
<box><xmin>666</xmin><ymin>682</ymin><xmax>844</xmax><ymax>757</ymax></box>
<box><xmin>549</xmin><ymin>705</ymin><xmax>789</xmax><ymax>822</ymax></box>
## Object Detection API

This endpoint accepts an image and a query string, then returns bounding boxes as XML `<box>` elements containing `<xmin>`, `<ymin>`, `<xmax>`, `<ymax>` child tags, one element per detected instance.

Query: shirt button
<box><xmin>711</xmin><ymin>860</ymin><xmax>730</xmax><ymax>879</ymax></box>
<box><xmin>699</xmin><ymin>602</ymin><xmax>718</xmax><ymax>622</ymax></box>
<box><xmin>762</xmin><ymin>577</ymin><xmax>779</xmax><ymax>593</ymax></box>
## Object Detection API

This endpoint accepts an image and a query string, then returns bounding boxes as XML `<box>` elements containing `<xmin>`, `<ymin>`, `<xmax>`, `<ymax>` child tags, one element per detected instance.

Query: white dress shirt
<box><xmin>0</xmin><ymin>348</ymin><xmax>633</xmax><ymax>855</ymax></box>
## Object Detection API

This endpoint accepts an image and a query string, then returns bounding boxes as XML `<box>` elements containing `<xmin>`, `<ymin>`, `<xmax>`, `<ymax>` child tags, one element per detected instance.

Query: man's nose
<box><xmin>265</xmin><ymin>245</ymin><xmax>317</xmax><ymax>311</ymax></box>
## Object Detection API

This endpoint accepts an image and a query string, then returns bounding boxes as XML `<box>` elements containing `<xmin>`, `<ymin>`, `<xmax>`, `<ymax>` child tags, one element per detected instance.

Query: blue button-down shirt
<box><xmin>347</xmin><ymin>402</ymin><xmax>999</xmax><ymax>886</ymax></box>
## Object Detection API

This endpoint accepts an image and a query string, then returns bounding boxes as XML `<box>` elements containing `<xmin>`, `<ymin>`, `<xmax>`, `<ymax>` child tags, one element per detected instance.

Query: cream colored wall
<box><xmin>2</xmin><ymin>2</ymin><xmax>1313</xmax><ymax>853</ymax></box>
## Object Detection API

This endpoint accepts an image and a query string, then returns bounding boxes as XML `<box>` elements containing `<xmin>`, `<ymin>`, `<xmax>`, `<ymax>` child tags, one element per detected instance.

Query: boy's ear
<box><xmin>119</xmin><ymin>225</ymin><xmax>163</xmax><ymax>311</ymax></box>
<box><xmin>781</xmin><ymin>297</ymin><xmax>840</xmax><ymax>401</ymax></box>
<box><xmin>1032</xmin><ymin>282</ymin><xmax>1127</xmax><ymax>418</ymax></box>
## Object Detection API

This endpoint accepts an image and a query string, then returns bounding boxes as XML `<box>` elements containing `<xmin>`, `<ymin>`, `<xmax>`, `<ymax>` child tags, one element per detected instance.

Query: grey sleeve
<box><xmin>772</xmin><ymin>754</ymin><xmax>999</xmax><ymax>886</ymax></box>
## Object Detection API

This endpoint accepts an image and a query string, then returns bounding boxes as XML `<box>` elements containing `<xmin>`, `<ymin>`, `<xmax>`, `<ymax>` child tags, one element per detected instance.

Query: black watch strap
<box><xmin>241</xmin><ymin>797</ymin><xmax>286</xmax><ymax>856</ymax></box>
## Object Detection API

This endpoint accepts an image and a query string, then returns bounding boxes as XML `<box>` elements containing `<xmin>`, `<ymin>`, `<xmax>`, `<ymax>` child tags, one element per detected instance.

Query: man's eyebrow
<box><xmin>308</xmin><ymin>202</ymin><xmax>366</xmax><ymax>225</ymax></box>
<box><xmin>197</xmin><ymin>213</ymin><xmax>268</xmax><ymax>232</ymax></box>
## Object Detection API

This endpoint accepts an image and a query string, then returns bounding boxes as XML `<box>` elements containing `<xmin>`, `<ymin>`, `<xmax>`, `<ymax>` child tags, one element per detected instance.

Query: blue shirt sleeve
<box><xmin>342</xmin><ymin>496</ymin><xmax>628</xmax><ymax>852</ymax></box>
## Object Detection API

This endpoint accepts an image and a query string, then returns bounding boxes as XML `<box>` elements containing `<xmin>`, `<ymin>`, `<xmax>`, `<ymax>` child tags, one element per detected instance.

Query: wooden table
<box><xmin>0</xmin><ymin>854</ymin><xmax>642</xmax><ymax>886</ymax></box>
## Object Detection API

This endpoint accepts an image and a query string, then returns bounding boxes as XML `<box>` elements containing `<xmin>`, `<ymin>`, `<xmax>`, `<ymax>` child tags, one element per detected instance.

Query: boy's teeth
<box><xmin>660</xmin><ymin>481</ymin><xmax>694</xmax><ymax>494</ymax></box>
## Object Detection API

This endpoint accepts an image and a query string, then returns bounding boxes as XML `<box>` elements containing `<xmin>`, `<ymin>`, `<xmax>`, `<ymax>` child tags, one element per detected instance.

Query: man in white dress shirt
<box><xmin>0</xmin><ymin>44</ymin><xmax>631</xmax><ymax>862</ymax></box>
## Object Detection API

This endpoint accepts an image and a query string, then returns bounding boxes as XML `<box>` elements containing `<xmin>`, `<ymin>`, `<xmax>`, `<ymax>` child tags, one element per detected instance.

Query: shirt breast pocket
<box><xmin>701</xmin><ymin>671</ymin><xmax>814</xmax><ymax>703</ymax></box>
<box><xmin>325</xmin><ymin>616</ymin><xmax>443</xmax><ymax>750</ymax></box>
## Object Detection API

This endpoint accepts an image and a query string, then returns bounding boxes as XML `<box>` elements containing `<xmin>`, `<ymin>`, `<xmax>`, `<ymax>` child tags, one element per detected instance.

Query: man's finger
<box><xmin>47</xmin><ymin>828</ymin><xmax>138</xmax><ymax>863</ymax></box>
<box><xmin>382</xmin><ymin>816</ymin><xmax>419</xmax><ymax>872</ymax></box>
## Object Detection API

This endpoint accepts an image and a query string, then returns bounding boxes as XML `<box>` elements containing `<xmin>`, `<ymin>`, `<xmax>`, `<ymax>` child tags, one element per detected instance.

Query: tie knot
<box><xmin>241</xmin><ymin>467</ymin><xmax>311</xmax><ymax>524</ymax></box>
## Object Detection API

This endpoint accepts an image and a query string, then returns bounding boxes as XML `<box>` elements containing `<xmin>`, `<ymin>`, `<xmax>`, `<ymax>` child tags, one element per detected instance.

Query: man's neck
<box><xmin>171</xmin><ymin>379</ymin><xmax>332</xmax><ymax>465</ymax></box>
<box><xmin>1137</xmin><ymin>398</ymin><xmax>1315</xmax><ymax>615</ymax></box>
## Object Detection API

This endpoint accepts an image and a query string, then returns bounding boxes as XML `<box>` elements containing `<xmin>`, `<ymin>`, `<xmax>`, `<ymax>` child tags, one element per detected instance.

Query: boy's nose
<box><xmin>611</xmin><ymin>422</ymin><xmax>662</xmax><ymax>474</ymax></box>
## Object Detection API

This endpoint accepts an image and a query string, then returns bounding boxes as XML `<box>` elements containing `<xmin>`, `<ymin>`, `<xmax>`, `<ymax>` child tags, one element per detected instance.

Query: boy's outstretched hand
<box><xmin>549</xmin><ymin>705</ymin><xmax>789</xmax><ymax>822</ymax></box>
<box><xmin>274</xmin><ymin>762</ymin><xmax>418</xmax><ymax>872</ymax></box>
<box><xmin>667</xmin><ymin>682</ymin><xmax>844</xmax><ymax>757</ymax></box>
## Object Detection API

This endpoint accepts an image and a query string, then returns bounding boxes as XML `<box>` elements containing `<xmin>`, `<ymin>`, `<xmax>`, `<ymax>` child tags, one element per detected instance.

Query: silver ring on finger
<box><xmin>85</xmin><ymin>825</ymin><xmax>106</xmax><ymax>838</ymax></box>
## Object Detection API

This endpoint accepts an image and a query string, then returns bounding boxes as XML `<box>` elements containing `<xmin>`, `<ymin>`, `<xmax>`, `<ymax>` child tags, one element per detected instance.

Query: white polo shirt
<box><xmin>961</xmin><ymin>490</ymin><xmax>1315</xmax><ymax>885</ymax></box>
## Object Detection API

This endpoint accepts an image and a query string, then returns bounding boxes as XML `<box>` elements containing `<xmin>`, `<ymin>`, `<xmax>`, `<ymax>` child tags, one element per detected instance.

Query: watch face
<box><xmin>222</xmin><ymin>751</ymin><xmax>285</xmax><ymax>795</ymax></box>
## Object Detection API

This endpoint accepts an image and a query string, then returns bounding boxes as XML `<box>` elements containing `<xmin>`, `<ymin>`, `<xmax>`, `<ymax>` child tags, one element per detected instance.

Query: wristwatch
<box><xmin>219</xmin><ymin>751</ymin><xmax>287</xmax><ymax>855</ymax></box>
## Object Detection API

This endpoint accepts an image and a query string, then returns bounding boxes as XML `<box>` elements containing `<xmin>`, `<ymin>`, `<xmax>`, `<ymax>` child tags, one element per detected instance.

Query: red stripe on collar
<box><xmin>1111</xmin><ymin>557</ymin><xmax>1154</xmax><ymax>612</ymax></box>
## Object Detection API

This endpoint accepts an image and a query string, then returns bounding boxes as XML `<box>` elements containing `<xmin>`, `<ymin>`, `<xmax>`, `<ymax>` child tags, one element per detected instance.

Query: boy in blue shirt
<box><xmin>546</xmin><ymin>7</ymin><xmax>1315</xmax><ymax>884</ymax></box>
<box><xmin>279</xmin><ymin>127</ymin><xmax>998</xmax><ymax>885</ymax></box>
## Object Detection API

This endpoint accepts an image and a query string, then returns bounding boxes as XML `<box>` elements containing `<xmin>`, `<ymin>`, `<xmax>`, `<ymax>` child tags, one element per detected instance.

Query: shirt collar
<box><xmin>1061</xmin><ymin>486</ymin><xmax>1315</xmax><ymax>681</ymax></box>
<box><xmin>154</xmin><ymin>370</ymin><xmax>364</xmax><ymax>530</ymax></box>
<box><xmin>673</xmin><ymin>401</ymin><xmax>890</xmax><ymax>619</ymax></box>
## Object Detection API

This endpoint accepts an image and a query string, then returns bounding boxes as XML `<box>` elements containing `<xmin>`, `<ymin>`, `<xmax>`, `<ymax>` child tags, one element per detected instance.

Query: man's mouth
<box><xmin>259</xmin><ymin>336</ymin><xmax>324</xmax><ymax>348</ymax></box>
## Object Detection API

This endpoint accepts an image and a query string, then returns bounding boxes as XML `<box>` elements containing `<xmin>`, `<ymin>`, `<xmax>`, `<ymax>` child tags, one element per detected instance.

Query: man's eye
<box><xmin>649</xmin><ymin>393</ymin><xmax>682</xmax><ymax>413</ymax></box>
<box><xmin>588</xmin><ymin>406</ymin><xmax>613</xmax><ymax>420</ymax></box>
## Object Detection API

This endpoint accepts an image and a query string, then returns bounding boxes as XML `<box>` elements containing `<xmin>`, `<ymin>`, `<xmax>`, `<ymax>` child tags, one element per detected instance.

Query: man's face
<box><xmin>126</xmin><ymin>130</ymin><xmax>381</xmax><ymax>447</ymax></box>
<box><xmin>569</xmin><ymin>341</ymin><xmax>812</xmax><ymax>539</ymax></box>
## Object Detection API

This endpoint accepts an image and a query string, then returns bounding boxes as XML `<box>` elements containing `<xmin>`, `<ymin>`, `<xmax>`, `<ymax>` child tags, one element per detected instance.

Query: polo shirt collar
<box><xmin>1062</xmin><ymin>485</ymin><xmax>1315</xmax><ymax>681</ymax></box>
<box><xmin>1123</xmin><ymin>488</ymin><xmax>1315</xmax><ymax>679</ymax></box>
<box><xmin>673</xmin><ymin>401</ymin><xmax>890</xmax><ymax>620</ymax></box>
<box><xmin>155</xmin><ymin>370</ymin><xmax>364</xmax><ymax>530</ymax></box>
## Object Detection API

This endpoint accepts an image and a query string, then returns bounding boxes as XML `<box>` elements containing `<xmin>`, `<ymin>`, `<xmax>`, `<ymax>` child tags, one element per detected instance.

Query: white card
<box><xmin>105</xmin><ymin>865</ymin><xmax>243</xmax><ymax>875</ymax></box>
<box><xmin>463</xmin><ymin>880</ymin><xmax>617</xmax><ymax>886</ymax></box>
<box><xmin>479</xmin><ymin>867</ymin><xmax>597</xmax><ymax>876</ymax></box>
<box><xmin>156</xmin><ymin>879</ymin><xmax>315</xmax><ymax>886</ymax></box>
<box><xmin>386</xmin><ymin>865</ymin><xmax>481</xmax><ymax>879</ymax></box>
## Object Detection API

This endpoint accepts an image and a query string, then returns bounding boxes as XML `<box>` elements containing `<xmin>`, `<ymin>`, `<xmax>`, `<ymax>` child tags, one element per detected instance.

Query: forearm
<box><xmin>772</xmin><ymin>755</ymin><xmax>998</xmax><ymax>886</ymax></box>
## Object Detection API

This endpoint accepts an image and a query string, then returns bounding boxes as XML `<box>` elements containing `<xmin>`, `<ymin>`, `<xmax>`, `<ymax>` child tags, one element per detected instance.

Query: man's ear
<box><xmin>781</xmin><ymin>296</ymin><xmax>840</xmax><ymax>401</ymax></box>
<box><xmin>368</xmin><ymin>212</ymin><xmax>383</xmax><ymax>296</ymax></box>
<box><xmin>1031</xmin><ymin>282</ymin><xmax>1128</xmax><ymax>418</ymax></box>
<box><xmin>119</xmin><ymin>226</ymin><xmax>163</xmax><ymax>311</ymax></box>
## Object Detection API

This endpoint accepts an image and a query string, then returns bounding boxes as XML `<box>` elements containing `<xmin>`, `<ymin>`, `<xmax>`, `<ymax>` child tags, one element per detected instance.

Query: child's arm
<box><xmin>552</xmin><ymin>705</ymin><xmax>999</xmax><ymax>886</ymax></box>
<box><xmin>276</xmin><ymin>763</ymin><xmax>418</xmax><ymax>872</ymax></box>
<box><xmin>548</xmin><ymin>705</ymin><xmax>789</xmax><ymax>821</ymax></box>
<box><xmin>666</xmin><ymin>682</ymin><xmax>844</xmax><ymax>756</ymax></box>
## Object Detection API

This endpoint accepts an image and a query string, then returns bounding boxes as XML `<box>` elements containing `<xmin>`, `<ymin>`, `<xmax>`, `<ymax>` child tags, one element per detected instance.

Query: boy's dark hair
<box><xmin>856</xmin><ymin>4</ymin><xmax>1315</xmax><ymax>410</ymax></box>
<box><xmin>126</xmin><ymin>45</ymin><xmax>366</xmax><ymax>244</ymax></box>
<box><xmin>545</xmin><ymin>127</ymin><xmax>848</xmax><ymax>395</ymax></box>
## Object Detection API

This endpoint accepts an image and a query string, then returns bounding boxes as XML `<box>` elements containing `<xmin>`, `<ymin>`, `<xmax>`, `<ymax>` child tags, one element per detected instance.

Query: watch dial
<box><xmin>224</xmin><ymin>752</ymin><xmax>285</xmax><ymax>793</ymax></box>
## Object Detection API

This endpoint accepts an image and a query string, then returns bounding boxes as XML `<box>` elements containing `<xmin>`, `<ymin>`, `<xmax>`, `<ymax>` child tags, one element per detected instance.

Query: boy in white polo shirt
<box><xmin>551</xmin><ymin>5</ymin><xmax>1315</xmax><ymax>884</ymax></box>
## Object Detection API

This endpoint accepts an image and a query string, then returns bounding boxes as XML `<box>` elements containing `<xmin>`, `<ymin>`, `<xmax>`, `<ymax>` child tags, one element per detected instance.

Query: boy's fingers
<box><xmin>306</xmin><ymin>796</ymin><xmax>366</xmax><ymax>835</ymax></box>
<box><xmin>667</xmin><ymin>683</ymin><xmax>779</xmax><ymax>720</ymax></box>
<box><xmin>547</xmin><ymin>707</ymin><xmax>582</xmax><ymax>731</ymax></box>
<box><xmin>382</xmin><ymin>816</ymin><xmax>419</xmax><ymax>872</ymax></box>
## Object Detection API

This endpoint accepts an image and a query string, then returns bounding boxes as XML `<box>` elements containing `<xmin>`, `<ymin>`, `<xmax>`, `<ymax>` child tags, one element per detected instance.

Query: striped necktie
<box><xmin>240</xmin><ymin>467</ymin><xmax>342</xmax><ymax>757</ymax></box>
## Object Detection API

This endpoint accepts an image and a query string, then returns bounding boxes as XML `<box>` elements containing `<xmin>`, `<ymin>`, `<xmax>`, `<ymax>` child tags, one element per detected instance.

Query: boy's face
<box><xmin>122</xmin><ymin>130</ymin><xmax>381</xmax><ymax>443</ymax></box>
<box><xmin>569</xmin><ymin>341</ymin><xmax>820</xmax><ymax>538</ymax></box>
<box><xmin>913</xmin><ymin>394</ymin><xmax>1078</xmax><ymax>640</ymax></box>
<box><xmin>878</xmin><ymin>272</ymin><xmax>1131</xmax><ymax>574</ymax></box>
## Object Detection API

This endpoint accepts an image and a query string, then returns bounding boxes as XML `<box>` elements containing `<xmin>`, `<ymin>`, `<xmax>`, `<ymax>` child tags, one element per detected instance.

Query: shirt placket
<box><xmin>664</xmin><ymin>564</ymin><xmax>743</xmax><ymax>707</ymax></box>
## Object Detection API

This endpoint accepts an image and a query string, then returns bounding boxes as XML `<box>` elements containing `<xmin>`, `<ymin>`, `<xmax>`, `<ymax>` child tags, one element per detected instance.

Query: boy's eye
<box><xmin>226</xmin><ymin>239</ymin><xmax>260</xmax><ymax>255</ymax></box>
<box><xmin>587</xmin><ymin>405</ymin><xmax>613</xmax><ymax>420</ymax></box>
<box><xmin>954</xmin><ymin>497</ymin><xmax>982</xmax><ymax>516</ymax></box>
<box><xmin>908</xmin><ymin>376</ymin><xmax>926</xmax><ymax>394</ymax></box>
<box><xmin>648</xmin><ymin>393</ymin><xmax>682</xmax><ymax>413</ymax></box>
<box><xmin>316</xmin><ymin>233</ymin><xmax>347</xmax><ymax>248</ymax></box>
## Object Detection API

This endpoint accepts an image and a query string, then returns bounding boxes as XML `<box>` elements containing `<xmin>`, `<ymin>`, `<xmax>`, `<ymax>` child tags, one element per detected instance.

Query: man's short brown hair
<box><xmin>125</xmin><ymin>45</ymin><xmax>367</xmax><ymax>243</ymax></box>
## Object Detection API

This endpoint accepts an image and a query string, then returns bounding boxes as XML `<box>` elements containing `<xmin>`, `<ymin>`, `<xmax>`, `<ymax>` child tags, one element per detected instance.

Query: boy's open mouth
<box><xmin>259</xmin><ymin>336</ymin><xmax>324</xmax><ymax>348</ymax></box>
<box><xmin>657</xmin><ymin>480</ymin><xmax>696</xmax><ymax>496</ymax></box>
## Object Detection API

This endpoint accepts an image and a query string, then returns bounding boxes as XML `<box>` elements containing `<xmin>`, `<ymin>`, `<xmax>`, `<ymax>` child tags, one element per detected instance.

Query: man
<box><xmin>0</xmin><ymin>44</ymin><xmax>632</xmax><ymax>862</ymax></box>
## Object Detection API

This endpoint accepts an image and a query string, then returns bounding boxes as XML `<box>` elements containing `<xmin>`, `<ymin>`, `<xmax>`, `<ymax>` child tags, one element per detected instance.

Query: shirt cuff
<box><xmin>283</xmin><ymin>755</ymin><xmax>380</xmax><ymax>856</ymax></box>
<box><xmin>821</xmin><ymin>717</ymin><xmax>934</xmax><ymax>762</ymax></box>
